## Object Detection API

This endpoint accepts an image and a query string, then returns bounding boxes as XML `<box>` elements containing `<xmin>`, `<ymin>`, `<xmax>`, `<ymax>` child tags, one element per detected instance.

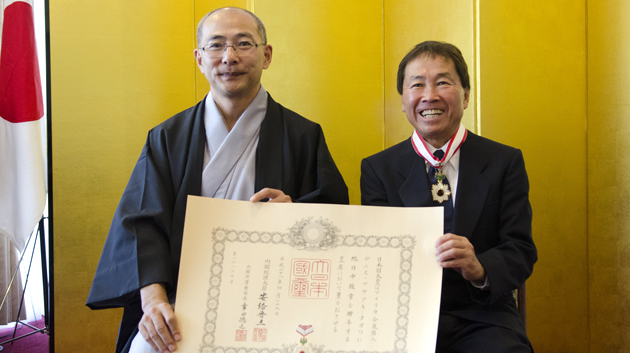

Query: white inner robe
<box><xmin>129</xmin><ymin>86</ymin><xmax>269</xmax><ymax>353</ymax></box>
<box><xmin>201</xmin><ymin>85</ymin><xmax>268</xmax><ymax>200</ymax></box>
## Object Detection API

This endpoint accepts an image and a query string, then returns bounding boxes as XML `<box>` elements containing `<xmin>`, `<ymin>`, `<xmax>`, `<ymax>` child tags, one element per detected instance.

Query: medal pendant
<box><xmin>431</xmin><ymin>180</ymin><xmax>451</xmax><ymax>204</ymax></box>
<box><xmin>435</xmin><ymin>168</ymin><xmax>446</xmax><ymax>182</ymax></box>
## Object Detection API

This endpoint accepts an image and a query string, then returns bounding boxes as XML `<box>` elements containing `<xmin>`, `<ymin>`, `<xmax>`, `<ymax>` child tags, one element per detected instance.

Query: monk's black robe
<box><xmin>86</xmin><ymin>94</ymin><xmax>349</xmax><ymax>352</ymax></box>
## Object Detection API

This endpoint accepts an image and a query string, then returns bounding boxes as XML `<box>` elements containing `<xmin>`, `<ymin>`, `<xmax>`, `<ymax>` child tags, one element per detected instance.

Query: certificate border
<box><xmin>199</xmin><ymin>220</ymin><xmax>415</xmax><ymax>353</ymax></box>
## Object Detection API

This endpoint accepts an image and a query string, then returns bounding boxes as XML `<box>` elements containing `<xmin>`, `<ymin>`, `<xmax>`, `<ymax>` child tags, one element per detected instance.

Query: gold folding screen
<box><xmin>50</xmin><ymin>1</ymin><xmax>629</xmax><ymax>352</ymax></box>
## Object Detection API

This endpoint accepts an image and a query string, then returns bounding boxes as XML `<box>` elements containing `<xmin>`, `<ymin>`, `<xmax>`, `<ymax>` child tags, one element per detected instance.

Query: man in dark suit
<box><xmin>361</xmin><ymin>41</ymin><xmax>537</xmax><ymax>352</ymax></box>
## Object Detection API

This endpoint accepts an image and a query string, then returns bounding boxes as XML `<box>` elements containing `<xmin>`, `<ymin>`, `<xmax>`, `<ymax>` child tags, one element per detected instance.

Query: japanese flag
<box><xmin>0</xmin><ymin>0</ymin><xmax>46</xmax><ymax>252</ymax></box>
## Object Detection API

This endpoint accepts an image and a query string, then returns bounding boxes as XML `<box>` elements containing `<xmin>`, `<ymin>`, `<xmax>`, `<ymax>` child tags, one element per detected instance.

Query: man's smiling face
<box><xmin>401</xmin><ymin>54</ymin><xmax>470</xmax><ymax>148</ymax></box>
<box><xmin>194</xmin><ymin>8</ymin><xmax>272</xmax><ymax>101</ymax></box>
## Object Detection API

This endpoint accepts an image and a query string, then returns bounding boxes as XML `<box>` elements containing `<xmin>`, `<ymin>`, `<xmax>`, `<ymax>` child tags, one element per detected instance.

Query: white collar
<box><xmin>426</xmin><ymin>140</ymin><xmax>460</xmax><ymax>172</ymax></box>
<box><xmin>411</xmin><ymin>124</ymin><xmax>466</xmax><ymax>171</ymax></box>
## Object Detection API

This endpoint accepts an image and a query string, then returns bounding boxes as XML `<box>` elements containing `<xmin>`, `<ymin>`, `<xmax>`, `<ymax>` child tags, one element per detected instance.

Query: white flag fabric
<box><xmin>0</xmin><ymin>0</ymin><xmax>46</xmax><ymax>252</ymax></box>
<box><xmin>0</xmin><ymin>0</ymin><xmax>45</xmax><ymax>324</ymax></box>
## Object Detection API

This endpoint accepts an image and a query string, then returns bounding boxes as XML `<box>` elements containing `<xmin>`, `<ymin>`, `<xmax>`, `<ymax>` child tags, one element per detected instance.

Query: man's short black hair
<box><xmin>397</xmin><ymin>41</ymin><xmax>470</xmax><ymax>94</ymax></box>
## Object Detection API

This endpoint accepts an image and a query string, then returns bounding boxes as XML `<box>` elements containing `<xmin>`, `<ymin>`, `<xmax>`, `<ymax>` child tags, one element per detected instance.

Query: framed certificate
<box><xmin>176</xmin><ymin>196</ymin><xmax>443</xmax><ymax>353</ymax></box>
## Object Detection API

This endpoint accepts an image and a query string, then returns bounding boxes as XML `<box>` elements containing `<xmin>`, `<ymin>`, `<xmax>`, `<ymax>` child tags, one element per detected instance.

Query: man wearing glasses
<box><xmin>87</xmin><ymin>7</ymin><xmax>348</xmax><ymax>353</ymax></box>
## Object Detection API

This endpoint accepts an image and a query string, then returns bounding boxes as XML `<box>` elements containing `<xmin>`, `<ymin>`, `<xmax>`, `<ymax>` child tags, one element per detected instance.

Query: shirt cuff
<box><xmin>471</xmin><ymin>275</ymin><xmax>490</xmax><ymax>290</ymax></box>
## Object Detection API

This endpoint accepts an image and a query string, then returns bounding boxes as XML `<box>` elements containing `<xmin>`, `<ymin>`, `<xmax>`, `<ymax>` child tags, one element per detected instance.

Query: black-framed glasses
<box><xmin>200</xmin><ymin>40</ymin><xmax>265</xmax><ymax>56</ymax></box>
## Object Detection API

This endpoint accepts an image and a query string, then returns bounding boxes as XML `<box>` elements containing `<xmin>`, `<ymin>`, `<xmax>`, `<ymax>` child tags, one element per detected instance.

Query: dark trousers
<box><xmin>436</xmin><ymin>312</ymin><xmax>533</xmax><ymax>353</ymax></box>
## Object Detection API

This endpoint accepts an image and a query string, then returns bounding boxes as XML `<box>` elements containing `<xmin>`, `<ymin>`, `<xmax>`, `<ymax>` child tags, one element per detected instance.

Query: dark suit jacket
<box><xmin>361</xmin><ymin>132</ymin><xmax>536</xmax><ymax>334</ymax></box>
<box><xmin>86</xmin><ymin>94</ymin><xmax>349</xmax><ymax>353</ymax></box>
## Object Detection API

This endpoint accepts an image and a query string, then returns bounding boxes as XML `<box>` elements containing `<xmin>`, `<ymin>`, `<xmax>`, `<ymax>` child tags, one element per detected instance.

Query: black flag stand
<box><xmin>0</xmin><ymin>217</ymin><xmax>50</xmax><ymax>350</ymax></box>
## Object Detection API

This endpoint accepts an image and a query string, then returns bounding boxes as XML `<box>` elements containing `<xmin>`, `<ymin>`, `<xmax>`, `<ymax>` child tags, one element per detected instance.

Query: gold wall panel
<box><xmin>254</xmin><ymin>0</ymin><xmax>384</xmax><ymax>205</ymax></box>
<box><xmin>50</xmin><ymin>2</ymin><xmax>195</xmax><ymax>352</ymax></box>
<box><xmin>587</xmin><ymin>1</ymin><xmax>630</xmax><ymax>351</ymax></box>
<box><xmin>50</xmin><ymin>1</ymin><xmax>630</xmax><ymax>352</ymax></box>
<box><xmin>478</xmin><ymin>2</ymin><xmax>588</xmax><ymax>351</ymax></box>
<box><xmin>384</xmin><ymin>0</ymin><xmax>476</xmax><ymax>148</ymax></box>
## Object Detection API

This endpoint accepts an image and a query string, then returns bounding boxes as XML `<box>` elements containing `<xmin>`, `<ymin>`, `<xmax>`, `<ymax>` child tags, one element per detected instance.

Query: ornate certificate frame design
<box><xmin>176</xmin><ymin>197</ymin><xmax>442</xmax><ymax>353</ymax></box>
<box><xmin>201</xmin><ymin>217</ymin><xmax>416</xmax><ymax>353</ymax></box>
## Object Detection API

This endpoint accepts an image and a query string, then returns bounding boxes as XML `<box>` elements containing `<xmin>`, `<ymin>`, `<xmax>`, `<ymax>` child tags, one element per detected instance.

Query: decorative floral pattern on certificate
<box><xmin>199</xmin><ymin>217</ymin><xmax>416</xmax><ymax>353</ymax></box>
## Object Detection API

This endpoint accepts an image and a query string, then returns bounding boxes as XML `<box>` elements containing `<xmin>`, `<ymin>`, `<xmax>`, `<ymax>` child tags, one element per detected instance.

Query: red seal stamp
<box><xmin>235</xmin><ymin>329</ymin><xmax>247</xmax><ymax>341</ymax></box>
<box><xmin>253</xmin><ymin>327</ymin><xmax>267</xmax><ymax>342</ymax></box>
